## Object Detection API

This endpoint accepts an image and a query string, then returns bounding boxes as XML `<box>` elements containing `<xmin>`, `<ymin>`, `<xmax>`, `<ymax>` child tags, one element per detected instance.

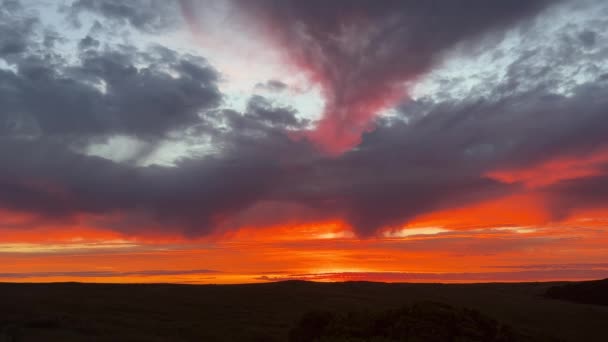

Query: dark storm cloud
<box><xmin>0</xmin><ymin>45</ymin><xmax>221</xmax><ymax>141</ymax></box>
<box><xmin>0</xmin><ymin>138</ymin><xmax>285</xmax><ymax>235</ymax></box>
<box><xmin>1</xmin><ymin>0</ymin><xmax>608</xmax><ymax>237</ymax></box>
<box><xmin>81</xmin><ymin>74</ymin><xmax>608</xmax><ymax>235</ymax></box>
<box><xmin>68</xmin><ymin>0</ymin><xmax>181</xmax><ymax>33</ymax></box>
<box><xmin>258</xmin><ymin>80</ymin><xmax>608</xmax><ymax>234</ymax></box>
<box><xmin>396</xmin><ymin>87</ymin><xmax>608</xmax><ymax>174</ymax></box>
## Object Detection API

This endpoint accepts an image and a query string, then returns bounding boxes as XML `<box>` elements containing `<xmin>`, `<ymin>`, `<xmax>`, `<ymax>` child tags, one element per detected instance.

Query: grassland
<box><xmin>545</xmin><ymin>278</ymin><xmax>608</xmax><ymax>306</ymax></box>
<box><xmin>1</xmin><ymin>280</ymin><xmax>607</xmax><ymax>341</ymax></box>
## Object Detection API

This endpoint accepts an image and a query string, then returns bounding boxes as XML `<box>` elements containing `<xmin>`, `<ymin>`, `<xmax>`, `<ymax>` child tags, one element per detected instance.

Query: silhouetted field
<box><xmin>1</xmin><ymin>280</ymin><xmax>607</xmax><ymax>341</ymax></box>
<box><xmin>289</xmin><ymin>301</ymin><xmax>550</xmax><ymax>342</ymax></box>
<box><xmin>545</xmin><ymin>278</ymin><xmax>608</xmax><ymax>306</ymax></box>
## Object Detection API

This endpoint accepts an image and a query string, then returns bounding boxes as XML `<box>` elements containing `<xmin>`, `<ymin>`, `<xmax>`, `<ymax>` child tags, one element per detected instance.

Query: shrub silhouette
<box><xmin>289</xmin><ymin>302</ymin><xmax>531</xmax><ymax>342</ymax></box>
<box><xmin>0</xmin><ymin>323</ymin><xmax>23</xmax><ymax>342</ymax></box>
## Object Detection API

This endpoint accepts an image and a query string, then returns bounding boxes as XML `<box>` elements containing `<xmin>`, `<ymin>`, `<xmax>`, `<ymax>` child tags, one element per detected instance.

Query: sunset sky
<box><xmin>1</xmin><ymin>0</ymin><xmax>608</xmax><ymax>284</ymax></box>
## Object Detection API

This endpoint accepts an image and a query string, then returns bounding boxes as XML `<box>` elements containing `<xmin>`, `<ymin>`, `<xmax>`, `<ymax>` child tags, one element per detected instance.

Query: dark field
<box><xmin>1</xmin><ymin>281</ymin><xmax>607</xmax><ymax>341</ymax></box>
<box><xmin>545</xmin><ymin>278</ymin><xmax>608</xmax><ymax>306</ymax></box>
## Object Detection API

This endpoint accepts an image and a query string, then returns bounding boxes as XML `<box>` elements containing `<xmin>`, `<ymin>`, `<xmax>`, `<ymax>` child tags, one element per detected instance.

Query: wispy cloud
<box><xmin>0</xmin><ymin>269</ymin><xmax>220</xmax><ymax>279</ymax></box>
<box><xmin>486</xmin><ymin>263</ymin><xmax>608</xmax><ymax>270</ymax></box>
<box><xmin>257</xmin><ymin>269</ymin><xmax>608</xmax><ymax>283</ymax></box>
<box><xmin>0</xmin><ymin>241</ymin><xmax>139</xmax><ymax>254</ymax></box>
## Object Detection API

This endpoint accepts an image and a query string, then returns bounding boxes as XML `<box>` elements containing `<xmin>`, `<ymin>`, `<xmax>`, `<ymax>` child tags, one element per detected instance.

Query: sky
<box><xmin>1</xmin><ymin>0</ymin><xmax>608</xmax><ymax>284</ymax></box>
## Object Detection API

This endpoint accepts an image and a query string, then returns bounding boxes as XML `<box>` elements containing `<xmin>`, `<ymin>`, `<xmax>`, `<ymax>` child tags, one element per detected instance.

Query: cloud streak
<box><xmin>0</xmin><ymin>269</ymin><xmax>219</xmax><ymax>279</ymax></box>
<box><xmin>257</xmin><ymin>269</ymin><xmax>608</xmax><ymax>283</ymax></box>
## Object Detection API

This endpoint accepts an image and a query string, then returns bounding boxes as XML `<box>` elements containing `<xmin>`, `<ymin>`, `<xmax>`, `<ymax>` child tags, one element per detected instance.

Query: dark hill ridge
<box><xmin>0</xmin><ymin>281</ymin><xmax>607</xmax><ymax>341</ymax></box>
<box><xmin>545</xmin><ymin>278</ymin><xmax>608</xmax><ymax>306</ymax></box>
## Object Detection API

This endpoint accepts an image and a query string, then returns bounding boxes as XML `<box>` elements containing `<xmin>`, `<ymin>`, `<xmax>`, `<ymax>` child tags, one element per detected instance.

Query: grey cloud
<box><xmin>0</xmin><ymin>138</ymin><xmax>284</xmax><ymax>236</ymax></box>
<box><xmin>0</xmin><ymin>0</ymin><xmax>38</xmax><ymax>57</ymax></box>
<box><xmin>1</xmin><ymin>45</ymin><xmax>221</xmax><ymax>142</ymax></box>
<box><xmin>0</xmin><ymin>0</ymin><xmax>608</xmax><ymax>238</ymax></box>
<box><xmin>68</xmin><ymin>0</ymin><xmax>181</xmax><ymax>33</ymax></box>
<box><xmin>255</xmin><ymin>80</ymin><xmax>288</xmax><ymax>93</ymax></box>
<box><xmin>579</xmin><ymin>30</ymin><xmax>597</xmax><ymax>48</ymax></box>
<box><xmin>78</xmin><ymin>36</ymin><xmax>100</xmax><ymax>50</ymax></box>
<box><xmin>2</xmin><ymin>52</ymin><xmax>608</xmax><ymax>236</ymax></box>
<box><xmin>244</xmin><ymin>96</ymin><xmax>303</xmax><ymax>128</ymax></box>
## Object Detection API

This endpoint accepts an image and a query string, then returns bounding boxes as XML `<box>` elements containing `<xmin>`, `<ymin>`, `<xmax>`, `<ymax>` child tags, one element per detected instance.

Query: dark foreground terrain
<box><xmin>1</xmin><ymin>280</ymin><xmax>607</xmax><ymax>341</ymax></box>
<box><xmin>545</xmin><ymin>278</ymin><xmax>608</xmax><ymax>306</ymax></box>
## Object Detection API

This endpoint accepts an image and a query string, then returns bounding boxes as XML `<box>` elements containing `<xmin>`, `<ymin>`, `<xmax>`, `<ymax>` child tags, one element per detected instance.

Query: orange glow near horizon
<box><xmin>2</xmin><ymin>0</ymin><xmax>608</xmax><ymax>291</ymax></box>
<box><xmin>2</xmin><ymin>151</ymin><xmax>608</xmax><ymax>284</ymax></box>
<box><xmin>2</xmin><ymin>200</ymin><xmax>607</xmax><ymax>284</ymax></box>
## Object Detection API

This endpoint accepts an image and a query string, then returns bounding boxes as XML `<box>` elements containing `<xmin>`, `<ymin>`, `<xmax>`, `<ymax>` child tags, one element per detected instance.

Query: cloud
<box><xmin>277</xmin><ymin>234</ymin><xmax>573</xmax><ymax>256</ymax></box>
<box><xmin>256</xmin><ymin>269</ymin><xmax>608</xmax><ymax>283</ymax></box>
<box><xmin>0</xmin><ymin>269</ymin><xmax>219</xmax><ymax>279</ymax></box>
<box><xmin>244</xmin><ymin>95</ymin><xmax>303</xmax><ymax>128</ymax></box>
<box><xmin>184</xmin><ymin>0</ymin><xmax>561</xmax><ymax>154</ymax></box>
<box><xmin>1</xmin><ymin>45</ymin><xmax>221</xmax><ymax>142</ymax></box>
<box><xmin>255</xmin><ymin>80</ymin><xmax>288</xmax><ymax>93</ymax></box>
<box><xmin>487</xmin><ymin>263</ymin><xmax>608</xmax><ymax>270</ymax></box>
<box><xmin>0</xmin><ymin>0</ymin><xmax>39</xmax><ymax>57</ymax></box>
<box><xmin>0</xmin><ymin>0</ymin><xmax>608</xmax><ymax>238</ymax></box>
<box><xmin>68</xmin><ymin>0</ymin><xmax>181</xmax><ymax>33</ymax></box>
<box><xmin>543</xmin><ymin>174</ymin><xmax>608</xmax><ymax>219</ymax></box>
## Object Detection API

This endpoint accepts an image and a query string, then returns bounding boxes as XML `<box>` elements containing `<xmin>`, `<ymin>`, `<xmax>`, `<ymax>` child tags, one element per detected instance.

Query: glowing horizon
<box><xmin>1</xmin><ymin>0</ymin><xmax>608</xmax><ymax>284</ymax></box>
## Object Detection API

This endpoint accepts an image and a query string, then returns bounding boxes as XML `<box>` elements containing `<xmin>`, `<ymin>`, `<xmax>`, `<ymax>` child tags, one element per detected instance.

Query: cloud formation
<box><xmin>183</xmin><ymin>0</ymin><xmax>559</xmax><ymax>154</ymax></box>
<box><xmin>0</xmin><ymin>0</ymin><xmax>607</xmax><ymax>239</ymax></box>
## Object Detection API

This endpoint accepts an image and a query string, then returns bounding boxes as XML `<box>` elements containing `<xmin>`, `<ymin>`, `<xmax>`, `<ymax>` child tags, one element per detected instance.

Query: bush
<box><xmin>289</xmin><ymin>302</ymin><xmax>533</xmax><ymax>342</ymax></box>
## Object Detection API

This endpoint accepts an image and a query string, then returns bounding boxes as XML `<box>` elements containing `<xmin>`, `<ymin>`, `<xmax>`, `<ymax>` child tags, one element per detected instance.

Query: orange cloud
<box><xmin>1</xmin><ymin>187</ymin><xmax>607</xmax><ymax>284</ymax></box>
<box><xmin>487</xmin><ymin>150</ymin><xmax>608</xmax><ymax>188</ymax></box>
<box><xmin>404</xmin><ymin>194</ymin><xmax>550</xmax><ymax>230</ymax></box>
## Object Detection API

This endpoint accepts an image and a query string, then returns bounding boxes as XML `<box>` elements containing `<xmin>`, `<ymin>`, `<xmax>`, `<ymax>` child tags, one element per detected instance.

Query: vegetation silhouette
<box><xmin>1</xmin><ymin>281</ymin><xmax>607</xmax><ymax>341</ymax></box>
<box><xmin>545</xmin><ymin>278</ymin><xmax>608</xmax><ymax>306</ymax></box>
<box><xmin>289</xmin><ymin>302</ymin><xmax>549</xmax><ymax>342</ymax></box>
